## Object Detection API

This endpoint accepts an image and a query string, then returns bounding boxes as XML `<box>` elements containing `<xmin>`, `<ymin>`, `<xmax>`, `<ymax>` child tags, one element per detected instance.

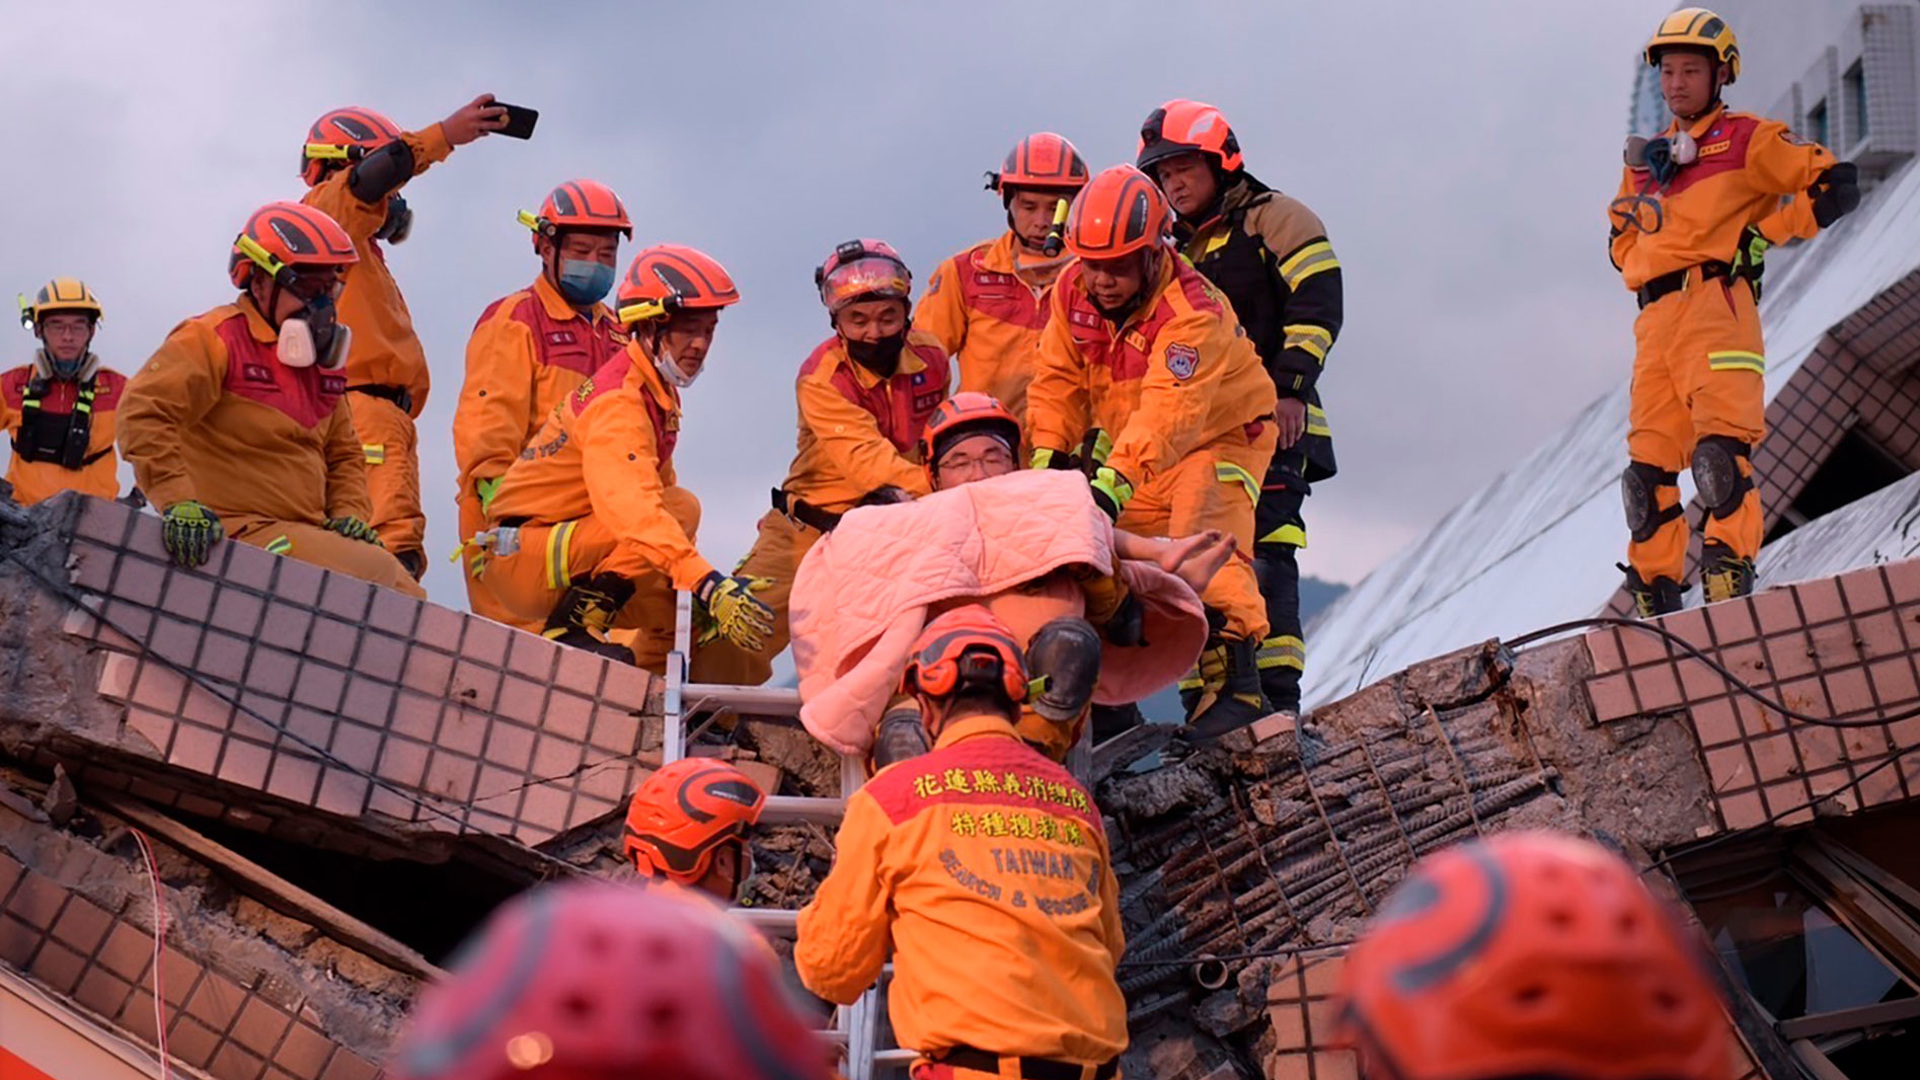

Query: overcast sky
<box><xmin>2</xmin><ymin>0</ymin><xmax>1684</xmax><ymax>608</ymax></box>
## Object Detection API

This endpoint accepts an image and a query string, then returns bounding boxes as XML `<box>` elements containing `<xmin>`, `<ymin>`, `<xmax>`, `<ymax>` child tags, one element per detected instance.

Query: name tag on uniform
<box><xmin>547</xmin><ymin>330</ymin><xmax>579</xmax><ymax>346</ymax></box>
<box><xmin>242</xmin><ymin>363</ymin><xmax>276</xmax><ymax>384</ymax></box>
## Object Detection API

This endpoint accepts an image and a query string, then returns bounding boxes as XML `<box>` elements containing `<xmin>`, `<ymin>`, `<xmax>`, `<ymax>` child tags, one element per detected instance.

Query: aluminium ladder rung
<box><xmin>761</xmin><ymin>794</ymin><xmax>846</xmax><ymax>825</ymax></box>
<box><xmin>730</xmin><ymin>906</ymin><xmax>798</xmax><ymax>934</ymax></box>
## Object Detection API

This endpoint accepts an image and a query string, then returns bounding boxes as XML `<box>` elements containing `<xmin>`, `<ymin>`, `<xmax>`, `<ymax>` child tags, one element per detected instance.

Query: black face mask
<box><xmin>372</xmin><ymin>193</ymin><xmax>412</xmax><ymax>243</ymax></box>
<box><xmin>846</xmin><ymin>330</ymin><xmax>908</xmax><ymax>376</ymax></box>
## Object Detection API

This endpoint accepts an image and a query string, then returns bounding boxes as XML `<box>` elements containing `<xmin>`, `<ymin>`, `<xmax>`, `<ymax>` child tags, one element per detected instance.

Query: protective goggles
<box><xmin>234</xmin><ymin>235</ymin><xmax>346</xmax><ymax>299</ymax></box>
<box><xmin>816</xmin><ymin>250</ymin><xmax>910</xmax><ymax>312</ymax></box>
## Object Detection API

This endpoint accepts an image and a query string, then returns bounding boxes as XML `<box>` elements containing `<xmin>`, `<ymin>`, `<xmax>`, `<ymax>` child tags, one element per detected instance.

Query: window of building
<box><xmin>1809</xmin><ymin>98</ymin><xmax>1832</xmax><ymax>148</ymax></box>
<box><xmin>1764</xmin><ymin>427</ymin><xmax>1911</xmax><ymax>544</ymax></box>
<box><xmin>1847</xmin><ymin>61</ymin><xmax>1870</xmax><ymax>147</ymax></box>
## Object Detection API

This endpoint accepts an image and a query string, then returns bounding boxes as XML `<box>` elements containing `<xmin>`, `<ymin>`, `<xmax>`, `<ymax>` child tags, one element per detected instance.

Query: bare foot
<box><xmin>1169</xmin><ymin>531</ymin><xmax>1236</xmax><ymax>594</ymax></box>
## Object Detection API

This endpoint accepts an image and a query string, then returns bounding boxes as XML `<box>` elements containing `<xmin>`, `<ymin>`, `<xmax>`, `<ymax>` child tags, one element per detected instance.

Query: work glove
<box><xmin>1032</xmin><ymin>447</ymin><xmax>1077</xmax><ymax>471</ymax></box>
<box><xmin>1078</xmin><ymin>429</ymin><xmax>1113</xmax><ymax>477</ymax></box>
<box><xmin>1730</xmin><ymin>225</ymin><xmax>1770</xmax><ymax>301</ymax></box>
<box><xmin>324</xmin><ymin>516</ymin><xmax>385</xmax><ymax>546</ymax></box>
<box><xmin>696</xmin><ymin>571</ymin><xmax>775</xmax><ymax>652</ymax></box>
<box><xmin>1088</xmin><ymin>466</ymin><xmax>1133</xmax><ymax>522</ymax></box>
<box><xmin>160</xmin><ymin>501</ymin><xmax>224</xmax><ymax>568</ymax></box>
<box><xmin>1809</xmin><ymin>161</ymin><xmax>1861</xmax><ymax>227</ymax></box>
<box><xmin>858</xmin><ymin>485</ymin><xmax>914</xmax><ymax>507</ymax></box>
<box><xmin>476</xmin><ymin>476</ymin><xmax>502</xmax><ymax>515</ymax></box>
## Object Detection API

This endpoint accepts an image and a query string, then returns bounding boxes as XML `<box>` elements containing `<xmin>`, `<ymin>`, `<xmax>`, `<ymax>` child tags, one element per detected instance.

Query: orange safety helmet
<box><xmin>623</xmin><ymin>758</ymin><xmax>767</xmax><ymax>886</ymax></box>
<box><xmin>918</xmin><ymin>392</ymin><xmax>1022</xmax><ymax>488</ymax></box>
<box><xmin>519</xmin><ymin>179</ymin><xmax>634</xmax><ymax>240</ymax></box>
<box><xmin>1137</xmin><ymin>99</ymin><xmax>1245</xmax><ymax>176</ymax></box>
<box><xmin>815</xmin><ymin>238</ymin><xmax>912</xmax><ymax>316</ymax></box>
<box><xmin>616</xmin><ymin>244</ymin><xmax>741</xmax><ymax>327</ymax></box>
<box><xmin>1336</xmin><ymin>831</ymin><xmax>1732</xmax><ymax>1080</ymax></box>
<box><xmin>386</xmin><ymin>880</ymin><xmax>832</xmax><ymax>1080</ymax></box>
<box><xmin>228</xmin><ymin>201</ymin><xmax>359</xmax><ymax>289</ymax></box>
<box><xmin>903</xmin><ymin>606</ymin><xmax>1030</xmax><ymax>709</ymax></box>
<box><xmin>1063</xmin><ymin>165</ymin><xmax>1171</xmax><ymax>261</ymax></box>
<box><xmin>985</xmin><ymin>132</ymin><xmax>1090</xmax><ymax>203</ymax></box>
<box><xmin>300</xmin><ymin>105</ymin><xmax>403</xmax><ymax>187</ymax></box>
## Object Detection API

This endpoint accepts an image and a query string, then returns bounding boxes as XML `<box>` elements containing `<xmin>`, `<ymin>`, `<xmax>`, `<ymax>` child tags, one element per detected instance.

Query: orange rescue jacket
<box><xmin>301</xmin><ymin>123</ymin><xmax>453</xmax><ymax>415</ymax></box>
<box><xmin>795</xmin><ymin>715</ymin><xmax>1127</xmax><ymax>1064</ymax></box>
<box><xmin>1028</xmin><ymin>250</ymin><xmax>1275</xmax><ymax>486</ymax></box>
<box><xmin>1610</xmin><ymin>104</ymin><xmax>1837</xmax><ymax>291</ymax></box>
<box><xmin>777</xmin><ymin>331</ymin><xmax>951</xmax><ymax>515</ymax></box>
<box><xmin>118</xmin><ymin>300</ymin><xmax>369</xmax><ymax>525</ymax></box>
<box><xmin>1</xmin><ymin>364</ymin><xmax>125</xmax><ymax>505</ymax></box>
<box><xmin>454</xmin><ymin>274</ymin><xmax>628</xmax><ymax>498</ymax></box>
<box><xmin>914</xmin><ymin>232</ymin><xmax>1068</xmax><ymax>427</ymax></box>
<box><xmin>484</xmin><ymin>342</ymin><xmax>714</xmax><ymax>590</ymax></box>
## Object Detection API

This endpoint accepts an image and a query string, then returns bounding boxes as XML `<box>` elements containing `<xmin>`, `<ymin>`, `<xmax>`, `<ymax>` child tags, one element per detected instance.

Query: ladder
<box><xmin>663</xmin><ymin>593</ymin><xmax>915</xmax><ymax>1079</ymax></box>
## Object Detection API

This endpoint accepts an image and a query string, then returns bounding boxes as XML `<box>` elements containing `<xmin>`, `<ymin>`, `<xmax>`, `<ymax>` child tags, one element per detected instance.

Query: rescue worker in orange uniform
<box><xmin>472</xmin><ymin>245</ymin><xmax>773</xmax><ymax>669</ymax></box>
<box><xmin>454</xmin><ymin>180</ymin><xmax>633</xmax><ymax>627</ymax></box>
<box><xmin>1028</xmin><ymin>165</ymin><xmax>1278</xmax><ymax>739</ymax></box>
<box><xmin>1336</xmin><ymin>831</ymin><xmax>1733</xmax><ymax>1080</ymax></box>
<box><xmin>1610</xmin><ymin>9</ymin><xmax>1859</xmax><ymax>615</ymax></box>
<box><xmin>3</xmin><ymin>279</ymin><xmax>125</xmax><ymax>506</ymax></box>
<box><xmin>300</xmin><ymin>96</ymin><xmax>511</xmax><ymax>577</ymax></box>
<box><xmin>387</xmin><ymin>880</ymin><xmax>833</xmax><ymax>1080</ymax></box>
<box><xmin>698</xmin><ymin>239</ymin><xmax>951</xmax><ymax>687</ymax></box>
<box><xmin>118</xmin><ymin>202</ymin><xmax>423</xmax><ymax>598</ymax></box>
<box><xmin>1139</xmin><ymin>100</ymin><xmax>1342</xmax><ymax>718</ymax></box>
<box><xmin>915</xmin><ymin>133</ymin><xmax>1088</xmax><ymax>432</ymax></box>
<box><xmin>796</xmin><ymin>607</ymin><xmax>1125</xmax><ymax>1078</ymax></box>
<box><xmin>622</xmin><ymin>757</ymin><xmax>767</xmax><ymax>901</ymax></box>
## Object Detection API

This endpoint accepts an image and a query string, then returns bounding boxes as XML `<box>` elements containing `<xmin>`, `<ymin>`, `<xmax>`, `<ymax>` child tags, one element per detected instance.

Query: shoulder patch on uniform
<box><xmin>1165</xmin><ymin>342</ymin><xmax>1199</xmax><ymax>381</ymax></box>
<box><xmin>926</xmin><ymin>267</ymin><xmax>945</xmax><ymax>297</ymax></box>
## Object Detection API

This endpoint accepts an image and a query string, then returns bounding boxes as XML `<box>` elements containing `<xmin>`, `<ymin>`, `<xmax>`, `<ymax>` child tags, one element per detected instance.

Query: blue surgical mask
<box><xmin>557</xmin><ymin>259</ymin><xmax>615</xmax><ymax>305</ymax></box>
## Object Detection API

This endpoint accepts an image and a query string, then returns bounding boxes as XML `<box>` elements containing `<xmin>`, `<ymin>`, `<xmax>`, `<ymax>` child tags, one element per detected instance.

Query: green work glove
<box><xmin>160</xmin><ymin>501</ymin><xmax>225</xmax><ymax>568</ymax></box>
<box><xmin>696</xmin><ymin>571</ymin><xmax>775</xmax><ymax>652</ymax></box>
<box><xmin>476</xmin><ymin>476</ymin><xmax>502</xmax><ymax>515</ymax></box>
<box><xmin>1730</xmin><ymin>225</ymin><xmax>1770</xmax><ymax>301</ymax></box>
<box><xmin>1089</xmin><ymin>466</ymin><xmax>1133</xmax><ymax>521</ymax></box>
<box><xmin>1032</xmin><ymin>447</ymin><xmax>1075</xmax><ymax>471</ymax></box>
<box><xmin>324</xmin><ymin>516</ymin><xmax>385</xmax><ymax>546</ymax></box>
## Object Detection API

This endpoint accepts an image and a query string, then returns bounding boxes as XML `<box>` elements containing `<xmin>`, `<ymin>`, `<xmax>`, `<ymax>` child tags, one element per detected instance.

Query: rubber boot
<box><xmin>542</xmin><ymin>573</ymin><xmax>637</xmax><ymax>662</ymax></box>
<box><xmin>870</xmin><ymin>700</ymin><xmax>931</xmax><ymax>772</ymax></box>
<box><xmin>1027</xmin><ymin>617</ymin><xmax>1103</xmax><ymax>722</ymax></box>
<box><xmin>1620</xmin><ymin>563</ymin><xmax>1684</xmax><ymax>619</ymax></box>
<box><xmin>1700</xmin><ymin>540</ymin><xmax>1756</xmax><ymax>604</ymax></box>
<box><xmin>1184</xmin><ymin>637</ymin><xmax>1270</xmax><ymax>741</ymax></box>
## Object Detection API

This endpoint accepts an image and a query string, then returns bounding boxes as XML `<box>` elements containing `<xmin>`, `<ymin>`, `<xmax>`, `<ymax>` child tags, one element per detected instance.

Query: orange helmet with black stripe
<box><xmin>1137</xmin><ymin>99</ymin><xmax>1244</xmax><ymax>177</ymax></box>
<box><xmin>918</xmin><ymin>392</ymin><xmax>1022</xmax><ymax>490</ymax></box>
<box><xmin>1064</xmin><ymin>165</ymin><xmax>1170</xmax><ymax>261</ymax></box>
<box><xmin>1336</xmin><ymin>831</ymin><xmax>1732</xmax><ymax>1080</ymax></box>
<box><xmin>903</xmin><ymin>606</ymin><xmax>1030</xmax><ymax>722</ymax></box>
<box><xmin>623</xmin><ymin>759</ymin><xmax>766</xmax><ymax>890</ymax></box>
<box><xmin>520</xmin><ymin>179</ymin><xmax>634</xmax><ymax>239</ymax></box>
<box><xmin>301</xmin><ymin>106</ymin><xmax>403</xmax><ymax>187</ymax></box>
<box><xmin>986</xmin><ymin>132</ymin><xmax>1089</xmax><ymax>204</ymax></box>
<box><xmin>228</xmin><ymin>201</ymin><xmax>359</xmax><ymax>289</ymax></box>
<box><xmin>616</xmin><ymin>244</ymin><xmax>741</xmax><ymax>327</ymax></box>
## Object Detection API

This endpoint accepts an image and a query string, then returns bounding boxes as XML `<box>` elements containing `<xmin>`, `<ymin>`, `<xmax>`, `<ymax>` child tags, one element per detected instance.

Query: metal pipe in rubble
<box><xmin>1192</xmin><ymin>955</ymin><xmax>1231</xmax><ymax>991</ymax></box>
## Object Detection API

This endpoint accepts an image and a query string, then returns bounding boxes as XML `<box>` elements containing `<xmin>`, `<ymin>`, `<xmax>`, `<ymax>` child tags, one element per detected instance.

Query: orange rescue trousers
<box><xmin>472</xmin><ymin>486</ymin><xmax>729</xmax><ymax>674</ymax></box>
<box><xmin>347</xmin><ymin>392</ymin><xmax>426</xmax><ymax>574</ymax></box>
<box><xmin>456</xmin><ymin>489</ymin><xmax>538</xmax><ymax>631</ymax></box>
<box><xmin>694</xmin><ymin>507</ymin><xmax>823</xmax><ymax>685</ymax></box>
<box><xmin>1117</xmin><ymin>423</ymin><xmax>1276</xmax><ymax>643</ymax></box>
<box><xmin>1626</xmin><ymin>275</ymin><xmax>1766</xmax><ymax>583</ymax></box>
<box><xmin>225</xmin><ymin>514</ymin><xmax>425</xmax><ymax>599</ymax></box>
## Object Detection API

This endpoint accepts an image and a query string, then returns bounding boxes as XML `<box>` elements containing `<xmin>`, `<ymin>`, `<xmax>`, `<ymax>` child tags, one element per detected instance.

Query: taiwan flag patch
<box><xmin>1165</xmin><ymin>342</ymin><xmax>1200</xmax><ymax>381</ymax></box>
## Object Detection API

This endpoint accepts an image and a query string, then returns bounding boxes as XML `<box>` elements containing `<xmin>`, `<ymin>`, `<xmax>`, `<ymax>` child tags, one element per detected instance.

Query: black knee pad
<box><xmin>1621</xmin><ymin>460</ymin><xmax>1681</xmax><ymax>543</ymax></box>
<box><xmin>1692</xmin><ymin>436</ymin><xmax>1753</xmax><ymax>520</ymax></box>
<box><xmin>347</xmin><ymin>139</ymin><xmax>417</xmax><ymax>203</ymax></box>
<box><xmin>1026</xmin><ymin>617</ymin><xmax>1103</xmax><ymax>722</ymax></box>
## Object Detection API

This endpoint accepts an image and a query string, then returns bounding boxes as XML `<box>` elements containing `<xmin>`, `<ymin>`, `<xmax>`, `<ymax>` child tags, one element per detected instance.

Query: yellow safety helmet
<box><xmin>18</xmin><ymin>278</ymin><xmax>104</xmax><ymax>331</ymax></box>
<box><xmin>1645</xmin><ymin>7</ymin><xmax>1740</xmax><ymax>83</ymax></box>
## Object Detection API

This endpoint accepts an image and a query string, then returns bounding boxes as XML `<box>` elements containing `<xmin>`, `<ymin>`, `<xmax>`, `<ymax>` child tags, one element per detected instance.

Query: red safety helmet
<box><xmin>919</xmin><ymin>392</ymin><xmax>1022</xmax><ymax>488</ymax></box>
<box><xmin>1063</xmin><ymin>165</ymin><xmax>1170</xmax><ymax>261</ymax></box>
<box><xmin>903</xmin><ymin>606</ymin><xmax>1030</xmax><ymax>710</ymax></box>
<box><xmin>815</xmin><ymin>238</ymin><xmax>911</xmax><ymax>316</ymax></box>
<box><xmin>1137</xmin><ymin>99</ymin><xmax>1244</xmax><ymax>176</ymax></box>
<box><xmin>985</xmin><ymin>132</ymin><xmax>1090</xmax><ymax>203</ymax></box>
<box><xmin>623</xmin><ymin>758</ymin><xmax>766</xmax><ymax>886</ymax></box>
<box><xmin>387</xmin><ymin>880</ymin><xmax>830</xmax><ymax>1080</ymax></box>
<box><xmin>228</xmin><ymin>201</ymin><xmax>359</xmax><ymax>289</ymax></box>
<box><xmin>617</xmin><ymin>244</ymin><xmax>741</xmax><ymax>327</ymax></box>
<box><xmin>1337</xmin><ymin>831</ymin><xmax>1732</xmax><ymax>1080</ymax></box>
<box><xmin>519</xmin><ymin>179</ymin><xmax>633</xmax><ymax>240</ymax></box>
<box><xmin>300</xmin><ymin>105</ymin><xmax>403</xmax><ymax>187</ymax></box>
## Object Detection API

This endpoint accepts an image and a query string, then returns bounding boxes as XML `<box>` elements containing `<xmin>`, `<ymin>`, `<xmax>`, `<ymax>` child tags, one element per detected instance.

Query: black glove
<box><xmin>858</xmin><ymin>485</ymin><xmax>914</xmax><ymax>507</ymax></box>
<box><xmin>1810</xmin><ymin>162</ymin><xmax>1861</xmax><ymax>227</ymax></box>
<box><xmin>1730</xmin><ymin>225</ymin><xmax>1770</xmax><ymax>301</ymax></box>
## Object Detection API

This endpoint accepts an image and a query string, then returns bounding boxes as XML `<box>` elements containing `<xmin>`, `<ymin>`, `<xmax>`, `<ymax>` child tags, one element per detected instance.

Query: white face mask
<box><xmin>277</xmin><ymin>318</ymin><xmax>350</xmax><ymax>370</ymax></box>
<box><xmin>654</xmin><ymin>346</ymin><xmax>701</xmax><ymax>389</ymax></box>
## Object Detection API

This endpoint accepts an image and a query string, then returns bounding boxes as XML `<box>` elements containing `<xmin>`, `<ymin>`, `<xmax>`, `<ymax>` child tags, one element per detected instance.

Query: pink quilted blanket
<box><xmin>789</xmin><ymin>470</ymin><xmax>1207</xmax><ymax>754</ymax></box>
